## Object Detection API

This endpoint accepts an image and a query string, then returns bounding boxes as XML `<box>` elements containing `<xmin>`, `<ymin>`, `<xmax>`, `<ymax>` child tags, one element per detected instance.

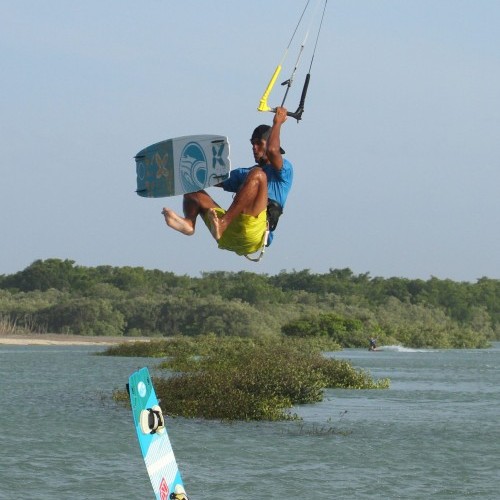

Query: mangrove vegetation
<box><xmin>109</xmin><ymin>335</ymin><xmax>390</xmax><ymax>421</ymax></box>
<box><xmin>1</xmin><ymin>259</ymin><xmax>498</xmax><ymax>348</ymax></box>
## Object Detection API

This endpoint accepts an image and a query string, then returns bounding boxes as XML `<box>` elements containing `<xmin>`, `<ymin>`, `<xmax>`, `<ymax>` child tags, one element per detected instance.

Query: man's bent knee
<box><xmin>244</xmin><ymin>167</ymin><xmax>267</xmax><ymax>189</ymax></box>
<box><xmin>247</xmin><ymin>167</ymin><xmax>266</xmax><ymax>180</ymax></box>
<box><xmin>184</xmin><ymin>190</ymin><xmax>207</xmax><ymax>202</ymax></box>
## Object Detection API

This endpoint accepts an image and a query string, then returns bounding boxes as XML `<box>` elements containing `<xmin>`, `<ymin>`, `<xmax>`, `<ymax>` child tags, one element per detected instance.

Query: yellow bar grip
<box><xmin>258</xmin><ymin>65</ymin><xmax>282</xmax><ymax>112</ymax></box>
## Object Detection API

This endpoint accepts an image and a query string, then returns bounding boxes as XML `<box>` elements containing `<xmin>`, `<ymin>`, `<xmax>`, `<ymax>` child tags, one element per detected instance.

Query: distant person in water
<box><xmin>369</xmin><ymin>338</ymin><xmax>377</xmax><ymax>351</ymax></box>
<box><xmin>161</xmin><ymin>107</ymin><xmax>293</xmax><ymax>258</ymax></box>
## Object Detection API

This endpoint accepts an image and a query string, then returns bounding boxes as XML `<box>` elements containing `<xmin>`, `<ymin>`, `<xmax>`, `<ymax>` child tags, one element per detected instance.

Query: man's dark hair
<box><xmin>251</xmin><ymin>124</ymin><xmax>271</xmax><ymax>142</ymax></box>
<box><xmin>251</xmin><ymin>124</ymin><xmax>285</xmax><ymax>154</ymax></box>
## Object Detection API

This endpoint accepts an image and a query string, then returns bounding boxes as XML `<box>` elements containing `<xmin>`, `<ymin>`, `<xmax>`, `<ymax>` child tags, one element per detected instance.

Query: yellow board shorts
<box><xmin>203</xmin><ymin>208</ymin><xmax>267</xmax><ymax>256</ymax></box>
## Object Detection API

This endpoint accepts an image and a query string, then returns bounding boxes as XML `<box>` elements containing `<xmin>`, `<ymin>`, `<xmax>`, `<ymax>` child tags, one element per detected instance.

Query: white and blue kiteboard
<box><xmin>135</xmin><ymin>135</ymin><xmax>231</xmax><ymax>198</ymax></box>
<box><xmin>128</xmin><ymin>367</ymin><xmax>188</xmax><ymax>500</ymax></box>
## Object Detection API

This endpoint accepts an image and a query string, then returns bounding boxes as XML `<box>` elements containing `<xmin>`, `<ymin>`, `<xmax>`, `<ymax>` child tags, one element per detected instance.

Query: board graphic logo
<box><xmin>159</xmin><ymin>477</ymin><xmax>169</xmax><ymax>500</ymax></box>
<box><xmin>137</xmin><ymin>381</ymin><xmax>147</xmax><ymax>398</ymax></box>
<box><xmin>137</xmin><ymin>161</ymin><xmax>146</xmax><ymax>180</ymax></box>
<box><xmin>210</xmin><ymin>142</ymin><xmax>228</xmax><ymax>183</ymax></box>
<box><xmin>154</xmin><ymin>152</ymin><xmax>169</xmax><ymax>179</ymax></box>
<box><xmin>179</xmin><ymin>141</ymin><xmax>208</xmax><ymax>193</ymax></box>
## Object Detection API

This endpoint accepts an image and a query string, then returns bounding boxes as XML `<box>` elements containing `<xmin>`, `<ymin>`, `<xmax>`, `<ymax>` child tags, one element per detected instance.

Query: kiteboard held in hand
<box><xmin>128</xmin><ymin>367</ymin><xmax>189</xmax><ymax>500</ymax></box>
<box><xmin>135</xmin><ymin>135</ymin><xmax>231</xmax><ymax>198</ymax></box>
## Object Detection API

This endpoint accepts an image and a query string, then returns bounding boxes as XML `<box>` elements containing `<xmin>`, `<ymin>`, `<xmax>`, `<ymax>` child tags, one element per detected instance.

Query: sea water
<box><xmin>0</xmin><ymin>343</ymin><xmax>498</xmax><ymax>499</ymax></box>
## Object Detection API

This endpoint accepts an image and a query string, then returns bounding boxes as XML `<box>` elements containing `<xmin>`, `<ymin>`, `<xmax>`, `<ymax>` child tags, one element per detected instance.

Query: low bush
<box><xmin>110</xmin><ymin>335</ymin><xmax>388</xmax><ymax>421</ymax></box>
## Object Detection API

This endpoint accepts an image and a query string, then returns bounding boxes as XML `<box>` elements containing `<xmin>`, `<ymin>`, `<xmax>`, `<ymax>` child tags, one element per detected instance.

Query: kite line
<box><xmin>257</xmin><ymin>0</ymin><xmax>328</xmax><ymax>122</ymax></box>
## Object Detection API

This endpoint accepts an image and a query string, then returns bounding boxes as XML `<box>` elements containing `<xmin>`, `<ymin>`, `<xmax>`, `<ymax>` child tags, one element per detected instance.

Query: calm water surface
<box><xmin>0</xmin><ymin>343</ymin><xmax>498</xmax><ymax>499</ymax></box>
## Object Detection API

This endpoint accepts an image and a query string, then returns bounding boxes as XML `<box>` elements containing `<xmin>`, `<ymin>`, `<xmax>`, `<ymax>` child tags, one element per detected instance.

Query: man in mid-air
<box><xmin>162</xmin><ymin>107</ymin><xmax>293</xmax><ymax>258</ymax></box>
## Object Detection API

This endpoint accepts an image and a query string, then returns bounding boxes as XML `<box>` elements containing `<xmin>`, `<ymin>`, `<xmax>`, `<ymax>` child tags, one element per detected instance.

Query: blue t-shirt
<box><xmin>221</xmin><ymin>158</ymin><xmax>293</xmax><ymax>245</ymax></box>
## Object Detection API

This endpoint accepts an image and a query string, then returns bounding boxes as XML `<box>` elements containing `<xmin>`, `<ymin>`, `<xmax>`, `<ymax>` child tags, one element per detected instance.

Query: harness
<box><xmin>266</xmin><ymin>198</ymin><xmax>283</xmax><ymax>232</ymax></box>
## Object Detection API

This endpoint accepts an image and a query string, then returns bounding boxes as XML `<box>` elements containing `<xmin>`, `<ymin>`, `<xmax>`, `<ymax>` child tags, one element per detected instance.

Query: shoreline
<box><xmin>0</xmin><ymin>333</ymin><xmax>149</xmax><ymax>346</ymax></box>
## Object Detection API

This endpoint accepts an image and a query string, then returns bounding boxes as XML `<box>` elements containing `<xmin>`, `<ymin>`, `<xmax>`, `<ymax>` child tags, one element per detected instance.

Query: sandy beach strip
<box><xmin>0</xmin><ymin>334</ymin><xmax>149</xmax><ymax>346</ymax></box>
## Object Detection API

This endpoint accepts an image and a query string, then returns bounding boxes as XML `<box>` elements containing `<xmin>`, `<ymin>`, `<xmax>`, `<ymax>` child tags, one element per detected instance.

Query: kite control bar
<box><xmin>257</xmin><ymin>69</ymin><xmax>311</xmax><ymax>121</ymax></box>
<box><xmin>257</xmin><ymin>0</ymin><xmax>326</xmax><ymax>122</ymax></box>
<box><xmin>284</xmin><ymin>73</ymin><xmax>310</xmax><ymax>122</ymax></box>
<box><xmin>258</xmin><ymin>71</ymin><xmax>310</xmax><ymax>123</ymax></box>
<box><xmin>258</xmin><ymin>69</ymin><xmax>310</xmax><ymax>123</ymax></box>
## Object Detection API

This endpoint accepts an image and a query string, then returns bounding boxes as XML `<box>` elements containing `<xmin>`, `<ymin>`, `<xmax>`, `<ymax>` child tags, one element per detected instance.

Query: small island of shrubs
<box><xmin>107</xmin><ymin>335</ymin><xmax>389</xmax><ymax>421</ymax></box>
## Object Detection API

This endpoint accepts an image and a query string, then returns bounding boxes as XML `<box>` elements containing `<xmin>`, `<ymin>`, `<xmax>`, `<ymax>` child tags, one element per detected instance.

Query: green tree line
<box><xmin>1</xmin><ymin>259</ymin><xmax>499</xmax><ymax>348</ymax></box>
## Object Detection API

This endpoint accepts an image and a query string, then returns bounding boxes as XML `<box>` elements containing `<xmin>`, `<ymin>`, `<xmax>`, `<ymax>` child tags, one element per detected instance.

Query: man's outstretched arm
<box><xmin>266</xmin><ymin>107</ymin><xmax>287</xmax><ymax>171</ymax></box>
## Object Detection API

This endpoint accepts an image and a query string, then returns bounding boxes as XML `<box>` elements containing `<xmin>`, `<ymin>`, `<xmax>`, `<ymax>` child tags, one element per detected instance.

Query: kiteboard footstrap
<box><xmin>139</xmin><ymin>405</ymin><xmax>166</xmax><ymax>435</ymax></box>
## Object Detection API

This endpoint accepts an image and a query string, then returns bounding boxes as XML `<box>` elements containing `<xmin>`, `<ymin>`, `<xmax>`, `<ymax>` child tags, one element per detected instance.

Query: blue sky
<box><xmin>1</xmin><ymin>0</ymin><xmax>499</xmax><ymax>281</ymax></box>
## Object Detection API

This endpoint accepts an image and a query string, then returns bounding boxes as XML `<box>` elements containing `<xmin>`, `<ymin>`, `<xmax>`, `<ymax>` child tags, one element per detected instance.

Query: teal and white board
<box><xmin>135</xmin><ymin>135</ymin><xmax>231</xmax><ymax>198</ymax></box>
<box><xmin>128</xmin><ymin>367</ymin><xmax>188</xmax><ymax>500</ymax></box>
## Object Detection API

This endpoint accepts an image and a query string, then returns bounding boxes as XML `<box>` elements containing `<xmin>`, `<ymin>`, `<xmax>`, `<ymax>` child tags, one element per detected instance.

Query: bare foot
<box><xmin>206</xmin><ymin>208</ymin><xmax>227</xmax><ymax>241</ymax></box>
<box><xmin>162</xmin><ymin>208</ymin><xmax>194</xmax><ymax>235</ymax></box>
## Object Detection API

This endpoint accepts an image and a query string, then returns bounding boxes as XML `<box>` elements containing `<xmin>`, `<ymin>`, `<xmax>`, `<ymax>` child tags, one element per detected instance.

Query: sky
<box><xmin>1</xmin><ymin>0</ymin><xmax>499</xmax><ymax>281</ymax></box>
